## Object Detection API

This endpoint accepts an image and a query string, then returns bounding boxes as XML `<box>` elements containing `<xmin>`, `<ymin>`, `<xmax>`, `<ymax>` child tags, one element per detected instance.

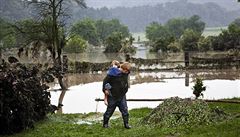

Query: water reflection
<box><xmin>50</xmin><ymin>69</ymin><xmax>240</xmax><ymax>114</ymax></box>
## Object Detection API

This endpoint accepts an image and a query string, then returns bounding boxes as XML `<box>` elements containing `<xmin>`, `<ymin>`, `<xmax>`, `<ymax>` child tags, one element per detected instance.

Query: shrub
<box><xmin>0</xmin><ymin>60</ymin><xmax>51</xmax><ymax>135</ymax></box>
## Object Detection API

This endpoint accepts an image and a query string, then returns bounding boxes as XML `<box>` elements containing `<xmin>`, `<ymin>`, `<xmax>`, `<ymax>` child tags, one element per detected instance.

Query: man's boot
<box><xmin>103</xmin><ymin>116</ymin><xmax>109</xmax><ymax>128</ymax></box>
<box><xmin>123</xmin><ymin>115</ymin><xmax>131</xmax><ymax>129</ymax></box>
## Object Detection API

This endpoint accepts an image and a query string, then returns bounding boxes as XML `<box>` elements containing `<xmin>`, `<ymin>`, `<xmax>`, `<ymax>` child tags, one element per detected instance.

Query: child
<box><xmin>104</xmin><ymin>60</ymin><xmax>121</xmax><ymax>106</ymax></box>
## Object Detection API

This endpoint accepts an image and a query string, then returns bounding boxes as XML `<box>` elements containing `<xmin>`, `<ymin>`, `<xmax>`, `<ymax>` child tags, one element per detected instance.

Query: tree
<box><xmin>145</xmin><ymin>22</ymin><xmax>172</xmax><ymax>42</ymax></box>
<box><xmin>95</xmin><ymin>19</ymin><xmax>130</xmax><ymax>43</ymax></box>
<box><xmin>150</xmin><ymin>36</ymin><xmax>175</xmax><ymax>52</ymax></box>
<box><xmin>119</xmin><ymin>36</ymin><xmax>136</xmax><ymax>54</ymax></box>
<box><xmin>104</xmin><ymin>32</ymin><xmax>124</xmax><ymax>53</ymax></box>
<box><xmin>16</xmin><ymin>0</ymin><xmax>86</xmax><ymax>90</ymax></box>
<box><xmin>63</xmin><ymin>35</ymin><xmax>87</xmax><ymax>53</ymax></box>
<box><xmin>198</xmin><ymin>36</ymin><xmax>212</xmax><ymax>52</ymax></box>
<box><xmin>70</xmin><ymin>18</ymin><xmax>99</xmax><ymax>46</ymax></box>
<box><xmin>165</xmin><ymin>15</ymin><xmax>205</xmax><ymax>38</ymax></box>
<box><xmin>180</xmin><ymin>29</ymin><xmax>201</xmax><ymax>51</ymax></box>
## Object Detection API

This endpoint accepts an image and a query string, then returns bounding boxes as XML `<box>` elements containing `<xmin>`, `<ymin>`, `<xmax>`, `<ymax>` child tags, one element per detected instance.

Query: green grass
<box><xmin>3</xmin><ymin>101</ymin><xmax>240</xmax><ymax>137</ymax></box>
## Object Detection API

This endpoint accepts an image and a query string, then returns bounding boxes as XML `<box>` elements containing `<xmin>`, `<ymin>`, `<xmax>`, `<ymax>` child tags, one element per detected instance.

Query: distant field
<box><xmin>202</xmin><ymin>26</ymin><xmax>227</xmax><ymax>37</ymax></box>
<box><xmin>132</xmin><ymin>26</ymin><xmax>228</xmax><ymax>42</ymax></box>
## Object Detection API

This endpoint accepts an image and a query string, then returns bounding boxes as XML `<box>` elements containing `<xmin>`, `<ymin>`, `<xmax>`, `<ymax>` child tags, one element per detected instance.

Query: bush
<box><xmin>0</xmin><ymin>61</ymin><xmax>51</xmax><ymax>135</ymax></box>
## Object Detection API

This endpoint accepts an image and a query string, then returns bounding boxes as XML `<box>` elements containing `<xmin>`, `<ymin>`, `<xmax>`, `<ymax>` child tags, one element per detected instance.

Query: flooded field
<box><xmin>50</xmin><ymin>69</ymin><xmax>240</xmax><ymax>113</ymax></box>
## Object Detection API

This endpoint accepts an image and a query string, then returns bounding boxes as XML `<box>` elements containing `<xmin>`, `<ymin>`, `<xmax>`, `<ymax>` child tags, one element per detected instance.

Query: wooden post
<box><xmin>184</xmin><ymin>51</ymin><xmax>189</xmax><ymax>67</ymax></box>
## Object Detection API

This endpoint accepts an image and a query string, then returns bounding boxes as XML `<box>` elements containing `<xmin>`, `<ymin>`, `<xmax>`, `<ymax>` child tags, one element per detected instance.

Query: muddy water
<box><xmin>50</xmin><ymin>69</ymin><xmax>240</xmax><ymax>114</ymax></box>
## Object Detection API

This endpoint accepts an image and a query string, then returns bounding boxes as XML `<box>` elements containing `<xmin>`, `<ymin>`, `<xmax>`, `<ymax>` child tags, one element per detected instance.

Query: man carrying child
<box><xmin>102</xmin><ymin>61</ymin><xmax>131</xmax><ymax>129</ymax></box>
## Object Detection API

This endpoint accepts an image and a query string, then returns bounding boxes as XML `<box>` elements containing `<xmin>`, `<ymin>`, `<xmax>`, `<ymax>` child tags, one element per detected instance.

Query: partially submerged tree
<box><xmin>14</xmin><ymin>0</ymin><xmax>86</xmax><ymax>90</ymax></box>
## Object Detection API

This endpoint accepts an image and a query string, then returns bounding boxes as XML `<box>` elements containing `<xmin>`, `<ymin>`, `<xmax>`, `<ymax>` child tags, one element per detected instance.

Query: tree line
<box><xmin>145</xmin><ymin>15</ymin><xmax>240</xmax><ymax>52</ymax></box>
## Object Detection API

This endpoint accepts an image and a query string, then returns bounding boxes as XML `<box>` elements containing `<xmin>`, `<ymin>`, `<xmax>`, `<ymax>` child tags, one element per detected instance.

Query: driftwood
<box><xmin>95</xmin><ymin>98</ymin><xmax>240</xmax><ymax>104</ymax></box>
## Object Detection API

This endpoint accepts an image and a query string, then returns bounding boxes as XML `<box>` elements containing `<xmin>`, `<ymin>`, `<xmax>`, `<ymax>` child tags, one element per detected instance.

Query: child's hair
<box><xmin>111</xmin><ymin>60</ymin><xmax>120</xmax><ymax>67</ymax></box>
<box><xmin>120</xmin><ymin>62</ymin><xmax>131</xmax><ymax>71</ymax></box>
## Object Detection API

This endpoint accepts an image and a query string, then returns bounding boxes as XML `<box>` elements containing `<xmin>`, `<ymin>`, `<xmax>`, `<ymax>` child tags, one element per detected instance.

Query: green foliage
<box><xmin>230</xmin><ymin>18</ymin><xmax>240</xmax><ymax>27</ymax></box>
<box><xmin>96</xmin><ymin>19</ymin><xmax>130</xmax><ymax>42</ymax></box>
<box><xmin>192</xmin><ymin>78</ymin><xmax>206</xmax><ymax>99</ymax></box>
<box><xmin>166</xmin><ymin>15</ymin><xmax>205</xmax><ymax>38</ymax></box>
<box><xmin>143</xmin><ymin>97</ymin><xmax>227</xmax><ymax>129</ymax></box>
<box><xmin>64</xmin><ymin>35</ymin><xmax>87</xmax><ymax>53</ymax></box>
<box><xmin>198</xmin><ymin>36</ymin><xmax>213</xmax><ymax>52</ymax></box>
<box><xmin>145</xmin><ymin>22</ymin><xmax>172</xmax><ymax>42</ymax></box>
<box><xmin>119</xmin><ymin>36</ymin><xmax>136</xmax><ymax>54</ymax></box>
<box><xmin>70</xmin><ymin>19</ymin><xmax>130</xmax><ymax>46</ymax></box>
<box><xmin>3</xmin><ymin>103</ymin><xmax>240</xmax><ymax>137</ymax></box>
<box><xmin>0</xmin><ymin>62</ymin><xmax>51</xmax><ymax>135</ymax></box>
<box><xmin>104</xmin><ymin>32</ymin><xmax>124</xmax><ymax>53</ymax></box>
<box><xmin>167</xmin><ymin>41</ymin><xmax>181</xmax><ymax>53</ymax></box>
<box><xmin>0</xmin><ymin>18</ymin><xmax>16</xmax><ymax>49</ymax></box>
<box><xmin>211</xmin><ymin>24</ymin><xmax>240</xmax><ymax>51</ymax></box>
<box><xmin>70</xmin><ymin>18</ymin><xmax>99</xmax><ymax>46</ymax></box>
<box><xmin>149</xmin><ymin>36</ymin><xmax>175</xmax><ymax>52</ymax></box>
<box><xmin>145</xmin><ymin>15</ymin><xmax>205</xmax><ymax>52</ymax></box>
<box><xmin>180</xmin><ymin>29</ymin><xmax>201</xmax><ymax>51</ymax></box>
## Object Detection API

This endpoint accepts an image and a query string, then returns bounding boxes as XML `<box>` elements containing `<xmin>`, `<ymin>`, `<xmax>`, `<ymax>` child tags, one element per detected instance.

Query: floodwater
<box><xmin>50</xmin><ymin>69</ymin><xmax>240</xmax><ymax>114</ymax></box>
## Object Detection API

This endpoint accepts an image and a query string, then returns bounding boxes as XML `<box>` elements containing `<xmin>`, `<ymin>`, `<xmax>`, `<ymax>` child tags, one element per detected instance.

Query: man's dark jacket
<box><xmin>102</xmin><ymin>71</ymin><xmax>129</xmax><ymax>99</ymax></box>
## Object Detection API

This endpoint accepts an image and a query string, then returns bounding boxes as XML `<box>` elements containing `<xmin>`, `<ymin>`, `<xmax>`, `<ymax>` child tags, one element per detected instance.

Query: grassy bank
<box><xmin>3</xmin><ymin>99</ymin><xmax>240</xmax><ymax>137</ymax></box>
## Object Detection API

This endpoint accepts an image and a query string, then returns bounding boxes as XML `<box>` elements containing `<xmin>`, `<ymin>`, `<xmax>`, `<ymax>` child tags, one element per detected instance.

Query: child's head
<box><xmin>120</xmin><ymin>62</ymin><xmax>131</xmax><ymax>73</ymax></box>
<box><xmin>111</xmin><ymin>60</ymin><xmax>120</xmax><ymax>68</ymax></box>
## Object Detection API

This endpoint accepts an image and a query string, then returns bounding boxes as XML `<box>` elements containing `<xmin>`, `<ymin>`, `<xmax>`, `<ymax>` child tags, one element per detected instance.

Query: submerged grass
<box><xmin>2</xmin><ymin>100</ymin><xmax>240</xmax><ymax>137</ymax></box>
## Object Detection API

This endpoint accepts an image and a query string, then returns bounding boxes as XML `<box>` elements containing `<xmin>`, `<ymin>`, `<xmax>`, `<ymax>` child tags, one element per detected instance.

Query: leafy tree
<box><xmin>14</xmin><ymin>0</ymin><xmax>86</xmax><ymax>90</ymax></box>
<box><xmin>198</xmin><ymin>36</ymin><xmax>212</xmax><ymax>52</ymax></box>
<box><xmin>95</xmin><ymin>19</ymin><xmax>130</xmax><ymax>43</ymax></box>
<box><xmin>150</xmin><ymin>36</ymin><xmax>175</xmax><ymax>52</ymax></box>
<box><xmin>180</xmin><ymin>29</ymin><xmax>201</xmax><ymax>51</ymax></box>
<box><xmin>165</xmin><ymin>18</ymin><xmax>188</xmax><ymax>38</ymax></box>
<box><xmin>104</xmin><ymin>32</ymin><xmax>124</xmax><ymax>53</ymax></box>
<box><xmin>212</xmin><ymin>24</ymin><xmax>240</xmax><ymax>51</ymax></box>
<box><xmin>63</xmin><ymin>35</ymin><xmax>87</xmax><ymax>53</ymax></box>
<box><xmin>120</xmin><ymin>36</ymin><xmax>136</xmax><ymax>54</ymax></box>
<box><xmin>71</xmin><ymin>18</ymin><xmax>130</xmax><ymax>46</ymax></box>
<box><xmin>167</xmin><ymin>41</ymin><xmax>181</xmax><ymax>53</ymax></box>
<box><xmin>70</xmin><ymin>18</ymin><xmax>99</xmax><ymax>46</ymax></box>
<box><xmin>166</xmin><ymin>15</ymin><xmax>205</xmax><ymax>38</ymax></box>
<box><xmin>145</xmin><ymin>22</ymin><xmax>172</xmax><ymax>42</ymax></box>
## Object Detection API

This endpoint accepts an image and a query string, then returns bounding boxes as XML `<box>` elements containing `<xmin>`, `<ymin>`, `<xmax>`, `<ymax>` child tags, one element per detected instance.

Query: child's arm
<box><xmin>104</xmin><ymin>92</ymin><xmax>108</xmax><ymax>106</ymax></box>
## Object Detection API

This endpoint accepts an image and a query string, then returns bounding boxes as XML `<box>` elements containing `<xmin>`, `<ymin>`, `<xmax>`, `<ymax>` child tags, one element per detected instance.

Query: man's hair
<box><xmin>120</xmin><ymin>62</ymin><xmax>131</xmax><ymax>71</ymax></box>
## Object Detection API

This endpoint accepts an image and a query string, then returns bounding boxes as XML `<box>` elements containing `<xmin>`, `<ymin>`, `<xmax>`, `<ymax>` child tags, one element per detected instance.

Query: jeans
<box><xmin>104</xmin><ymin>95</ymin><xmax>129</xmax><ymax>119</ymax></box>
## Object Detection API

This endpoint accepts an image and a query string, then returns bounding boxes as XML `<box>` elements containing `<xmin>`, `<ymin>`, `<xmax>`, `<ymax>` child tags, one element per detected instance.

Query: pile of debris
<box><xmin>143</xmin><ymin>97</ymin><xmax>228</xmax><ymax>128</ymax></box>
